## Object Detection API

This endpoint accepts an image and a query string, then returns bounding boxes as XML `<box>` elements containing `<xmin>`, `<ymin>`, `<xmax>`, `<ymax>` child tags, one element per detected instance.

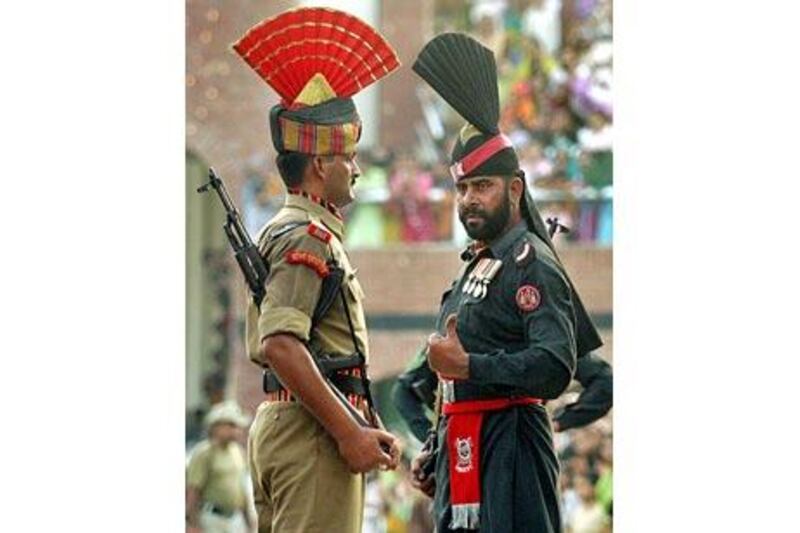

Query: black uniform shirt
<box><xmin>438</xmin><ymin>221</ymin><xmax>578</xmax><ymax>402</ymax></box>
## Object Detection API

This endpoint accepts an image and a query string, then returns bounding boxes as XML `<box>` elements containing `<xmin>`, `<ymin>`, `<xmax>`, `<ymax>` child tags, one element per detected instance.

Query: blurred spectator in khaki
<box><xmin>569</xmin><ymin>475</ymin><xmax>610</xmax><ymax>533</ymax></box>
<box><xmin>388</xmin><ymin>153</ymin><xmax>436</xmax><ymax>243</ymax></box>
<box><xmin>186</xmin><ymin>401</ymin><xmax>255</xmax><ymax>533</ymax></box>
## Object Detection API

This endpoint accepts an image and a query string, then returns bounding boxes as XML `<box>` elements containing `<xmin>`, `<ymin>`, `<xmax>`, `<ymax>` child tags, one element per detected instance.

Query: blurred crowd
<box><xmin>437</xmin><ymin>0</ymin><xmax>613</xmax><ymax>247</ymax></box>
<box><xmin>363</xmin><ymin>461</ymin><xmax>435</xmax><ymax>533</ymax></box>
<box><xmin>556</xmin><ymin>425</ymin><xmax>613</xmax><ymax>533</ymax></box>
<box><xmin>551</xmin><ymin>394</ymin><xmax>613</xmax><ymax>533</ymax></box>
<box><xmin>241</xmin><ymin>0</ymin><xmax>613</xmax><ymax>249</ymax></box>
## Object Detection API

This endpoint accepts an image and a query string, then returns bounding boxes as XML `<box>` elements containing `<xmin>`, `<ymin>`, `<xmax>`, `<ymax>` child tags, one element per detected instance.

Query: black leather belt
<box><xmin>262</xmin><ymin>353</ymin><xmax>366</xmax><ymax>396</ymax></box>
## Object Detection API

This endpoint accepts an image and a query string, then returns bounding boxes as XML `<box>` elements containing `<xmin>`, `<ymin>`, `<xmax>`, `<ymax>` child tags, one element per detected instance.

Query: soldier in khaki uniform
<box><xmin>230</xmin><ymin>8</ymin><xmax>402</xmax><ymax>533</ymax></box>
<box><xmin>186</xmin><ymin>401</ymin><xmax>255</xmax><ymax>533</ymax></box>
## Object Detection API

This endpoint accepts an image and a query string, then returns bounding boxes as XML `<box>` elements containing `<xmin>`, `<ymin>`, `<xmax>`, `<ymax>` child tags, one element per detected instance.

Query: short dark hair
<box><xmin>275</xmin><ymin>151</ymin><xmax>312</xmax><ymax>188</ymax></box>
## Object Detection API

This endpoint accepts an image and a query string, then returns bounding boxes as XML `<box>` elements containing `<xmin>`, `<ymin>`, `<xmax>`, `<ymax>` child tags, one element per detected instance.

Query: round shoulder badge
<box><xmin>516</xmin><ymin>284</ymin><xmax>541</xmax><ymax>312</ymax></box>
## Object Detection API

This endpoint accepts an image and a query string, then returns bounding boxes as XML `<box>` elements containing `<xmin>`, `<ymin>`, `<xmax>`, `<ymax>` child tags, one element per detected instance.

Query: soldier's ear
<box><xmin>509</xmin><ymin>176</ymin><xmax>525</xmax><ymax>206</ymax></box>
<box><xmin>310</xmin><ymin>155</ymin><xmax>327</xmax><ymax>181</ymax></box>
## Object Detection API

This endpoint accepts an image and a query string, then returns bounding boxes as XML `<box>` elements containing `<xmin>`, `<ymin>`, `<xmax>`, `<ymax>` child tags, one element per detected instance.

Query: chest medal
<box><xmin>462</xmin><ymin>258</ymin><xmax>503</xmax><ymax>300</ymax></box>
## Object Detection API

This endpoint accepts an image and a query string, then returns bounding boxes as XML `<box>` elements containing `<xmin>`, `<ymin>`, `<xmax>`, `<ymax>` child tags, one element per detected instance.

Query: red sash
<box><xmin>443</xmin><ymin>397</ymin><xmax>543</xmax><ymax>530</ymax></box>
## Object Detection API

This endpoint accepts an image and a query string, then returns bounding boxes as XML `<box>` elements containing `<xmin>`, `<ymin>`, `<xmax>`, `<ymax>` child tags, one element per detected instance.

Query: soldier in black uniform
<box><xmin>406</xmin><ymin>33</ymin><xmax>607</xmax><ymax>532</ymax></box>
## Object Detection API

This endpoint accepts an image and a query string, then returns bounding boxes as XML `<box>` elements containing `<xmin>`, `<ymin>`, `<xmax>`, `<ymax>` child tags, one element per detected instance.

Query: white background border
<box><xmin>2</xmin><ymin>1</ymin><xmax>799</xmax><ymax>531</ymax></box>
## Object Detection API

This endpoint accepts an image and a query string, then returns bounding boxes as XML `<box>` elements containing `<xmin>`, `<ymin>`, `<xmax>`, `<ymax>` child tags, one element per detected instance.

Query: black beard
<box><xmin>458</xmin><ymin>189</ymin><xmax>511</xmax><ymax>242</ymax></box>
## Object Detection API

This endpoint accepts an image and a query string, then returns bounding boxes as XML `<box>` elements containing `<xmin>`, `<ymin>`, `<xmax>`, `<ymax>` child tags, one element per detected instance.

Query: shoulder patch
<box><xmin>307</xmin><ymin>222</ymin><xmax>332</xmax><ymax>243</ymax></box>
<box><xmin>516</xmin><ymin>284</ymin><xmax>542</xmax><ymax>312</ymax></box>
<box><xmin>285</xmin><ymin>250</ymin><xmax>330</xmax><ymax>278</ymax></box>
<box><xmin>513</xmin><ymin>239</ymin><xmax>536</xmax><ymax>267</ymax></box>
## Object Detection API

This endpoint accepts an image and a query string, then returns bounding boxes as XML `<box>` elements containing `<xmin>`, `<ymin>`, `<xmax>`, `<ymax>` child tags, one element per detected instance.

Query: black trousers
<box><xmin>433</xmin><ymin>404</ymin><xmax>562</xmax><ymax>533</ymax></box>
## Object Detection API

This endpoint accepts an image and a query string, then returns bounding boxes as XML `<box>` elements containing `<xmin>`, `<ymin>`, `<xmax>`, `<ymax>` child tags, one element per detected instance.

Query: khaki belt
<box><xmin>265</xmin><ymin>389</ymin><xmax>367</xmax><ymax>411</ymax></box>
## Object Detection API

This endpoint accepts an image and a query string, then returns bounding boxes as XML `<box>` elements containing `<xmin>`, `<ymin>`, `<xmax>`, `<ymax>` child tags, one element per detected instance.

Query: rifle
<box><xmin>197</xmin><ymin>168</ymin><xmax>269</xmax><ymax>306</ymax></box>
<box><xmin>197</xmin><ymin>167</ymin><xmax>377</xmax><ymax>431</ymax></box>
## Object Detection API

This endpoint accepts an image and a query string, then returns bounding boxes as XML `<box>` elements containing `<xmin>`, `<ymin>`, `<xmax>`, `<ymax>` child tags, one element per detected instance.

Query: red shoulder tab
<box><xmin>307</xmin><ymin>222</ymin><xmax>332</xmax><ymax>244</ymax></box>
<box><xmin>285</xmin><ymin>250</ymin><xmax>330</xmax><ymax>278</ymax></box>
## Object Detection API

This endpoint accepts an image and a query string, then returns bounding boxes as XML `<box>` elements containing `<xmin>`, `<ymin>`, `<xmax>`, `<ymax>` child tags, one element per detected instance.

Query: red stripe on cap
<box><xmin>300</xmin><ymin>123</ymin><xmax>313</xmax><ymax>153</ymax></box>
<box><xmin>449</xmin><ymin>134</ymin><xmax>513</xmax><ymax>181</ymax></box>
<box><xmin>332</xmin><ymin>124</ymin><xmax>343</xmax><ymax>154</ymax></box>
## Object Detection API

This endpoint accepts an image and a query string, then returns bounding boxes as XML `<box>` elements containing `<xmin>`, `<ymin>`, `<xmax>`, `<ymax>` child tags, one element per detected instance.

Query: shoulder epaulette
<box><xmin>513</xmin><ymin>236</ymin><xmax>537</xmax><ymax>267</ymax></box>
<box><xmin>270</xmin><ymin>221</ymin><xmax>307</xmax><ymax>240</ymax></box>
<box><xmin>307</xmin><ymin>221</ymin><xmax>332</xmax><ymax>244</ymax></box>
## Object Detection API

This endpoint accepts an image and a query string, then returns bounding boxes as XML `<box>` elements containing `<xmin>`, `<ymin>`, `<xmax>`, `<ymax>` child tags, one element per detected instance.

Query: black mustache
<box><xmin>460</xmin><ymin>209</ymin><xmax>487</xmax><ymax>218</ymax></box>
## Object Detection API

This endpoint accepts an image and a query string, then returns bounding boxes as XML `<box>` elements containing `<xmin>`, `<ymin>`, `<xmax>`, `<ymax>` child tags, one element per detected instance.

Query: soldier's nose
<box><xmin>465</xmin><ymin>197</ymin><xmax>481</xmax><ymax>209</ymax></box>
<box><xmin>463</xmin><ymin>189</ymin><xmax>480</xmax><ymax>206</ymax></box>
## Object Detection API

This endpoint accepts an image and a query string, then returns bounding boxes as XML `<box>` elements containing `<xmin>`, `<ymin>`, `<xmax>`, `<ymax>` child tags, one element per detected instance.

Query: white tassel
<box><xmin>450</xmin><ymin>503</ymin><xmax>480</xmax><ymax>530</ymax></box>
<box><xmin>443</xmin><ymin>380</ymin><xmax>455</xmax><ymax>403</ymax></box>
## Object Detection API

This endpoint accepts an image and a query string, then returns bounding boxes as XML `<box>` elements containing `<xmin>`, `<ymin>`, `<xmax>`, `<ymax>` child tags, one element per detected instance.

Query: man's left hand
<box><xmin>427</xmin><ymin>314</ymin><xmax>469</xmax><ymax>379</ymax></box>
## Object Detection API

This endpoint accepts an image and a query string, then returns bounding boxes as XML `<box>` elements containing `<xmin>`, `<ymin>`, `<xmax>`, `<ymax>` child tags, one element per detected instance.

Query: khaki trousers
<box><xmin>247</xmin><ymin>401</ymin><xmax>364</xmax><ymax>533</ymax></box>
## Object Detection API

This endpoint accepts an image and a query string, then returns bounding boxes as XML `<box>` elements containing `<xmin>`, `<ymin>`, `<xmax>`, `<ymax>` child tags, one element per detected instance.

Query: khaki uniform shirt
<box><xmin>245</xmin><ymin>192</ymin><xmax>369</xmax><ymax>366</ymax></box>
<box><xmin>186</xmin><ymin>439</ymin><xmax>248</xmax><ymax>512</ymax></box>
